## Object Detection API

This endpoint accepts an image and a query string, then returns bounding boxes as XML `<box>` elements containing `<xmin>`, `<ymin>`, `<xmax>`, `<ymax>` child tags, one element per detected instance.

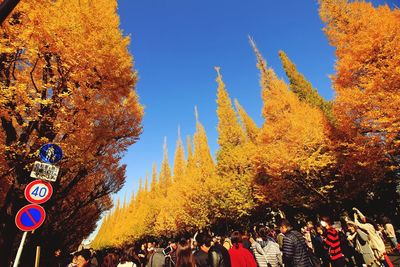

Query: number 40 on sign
<box><xmin>24</xmin><ymin>180</ymin><xmax>53</xmax><ymax>205</ymax></box>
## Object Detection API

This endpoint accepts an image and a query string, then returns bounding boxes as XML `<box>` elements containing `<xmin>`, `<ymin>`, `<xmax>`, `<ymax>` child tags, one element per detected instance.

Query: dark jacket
<box><xmin>208</xmin><ymin>243</ymin><xmax>231</xmax><ymax>267</ymax></box>
<box><xmin>194</xmin><ymin>249</ymin><xmax>209</xmax><ymax>267</ymax></box>
<box><xmin>282</xmin><ymin>230</ymin><xmax>312</xmax><ymax>267</ymax></box>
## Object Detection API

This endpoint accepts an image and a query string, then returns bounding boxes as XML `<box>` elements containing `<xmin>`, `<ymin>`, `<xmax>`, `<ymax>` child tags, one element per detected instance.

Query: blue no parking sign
<box><xmin>15</xmin><ymin>204</ymin><xmax>46</xmax><ymax>232</ymax></box>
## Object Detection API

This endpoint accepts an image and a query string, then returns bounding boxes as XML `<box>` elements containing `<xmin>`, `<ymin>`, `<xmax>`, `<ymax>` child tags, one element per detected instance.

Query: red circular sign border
<box><xmin>15</xmin><ymin>204</ymin><xmax>46</xmax><ymax>232</ymax></box>
<box><xmin>24</xmin><ymin>180</ymin><xmax>53</xmax><ymax>204</ymax></box>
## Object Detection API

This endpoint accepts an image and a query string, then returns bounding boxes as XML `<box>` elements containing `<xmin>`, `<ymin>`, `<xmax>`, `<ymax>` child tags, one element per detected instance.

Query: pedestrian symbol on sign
<box><xmin>39</xmin><ymin>144</ymin><xmax>63</xmax><ymax>164</ymax></box>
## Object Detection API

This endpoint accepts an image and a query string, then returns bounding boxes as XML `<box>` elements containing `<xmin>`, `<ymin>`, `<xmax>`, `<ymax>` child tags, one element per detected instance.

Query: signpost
<box><xmin>13</xmin><ymin>143</ymin><xmax>62</xmax><ymax>266</ymax></box>
<box><xmin>24</xmin><ymin>180</ymin><xmax>53</xmax><ymax>205</ymax></box>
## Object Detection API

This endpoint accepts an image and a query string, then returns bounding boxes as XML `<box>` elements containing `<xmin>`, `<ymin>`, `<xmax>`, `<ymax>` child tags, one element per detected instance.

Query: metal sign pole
<box><xmin>13</xmin><ymin>231</ymin><xmax>28</xmax><ymax>267</ymax></box>
<box><xmin>34</xmin><ymin>246</ymin><xmax>40</xmax><ymax>267</ymax></box>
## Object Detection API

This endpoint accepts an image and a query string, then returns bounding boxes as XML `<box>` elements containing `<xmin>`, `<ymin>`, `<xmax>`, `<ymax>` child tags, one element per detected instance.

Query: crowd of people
<box><xmin>49</xmin><ymin>208</ymin><xmax>399</xmax><ymax>267</ymax></box>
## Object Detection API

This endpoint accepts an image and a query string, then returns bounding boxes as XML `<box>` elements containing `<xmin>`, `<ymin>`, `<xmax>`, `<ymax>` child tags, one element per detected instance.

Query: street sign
<box><xmin>24</xmin><ymin>180</ymin><xmax>53</xmax><ymax>204</ymax></box>
<box><xmin>15</xmin><ymin>204</ymin><xmax>46</xmax><ymax>232</ymax></box>
<box><xmin>39</xmin><ymin>144</ymin><xmax>63</xmax><ymax>164</ymax></box>
<box><xmin>30</xmin><ymin>161</ymin><xmax>60</xmax><ymax>182</ymax></box>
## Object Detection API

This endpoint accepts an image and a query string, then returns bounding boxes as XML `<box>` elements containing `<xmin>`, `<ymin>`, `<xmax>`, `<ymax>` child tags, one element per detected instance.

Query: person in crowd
<box><xmin>228</xmin><ymin>231</ymin><xmax>257</xmax><ymax>267</ymax></box>
<box><xmin>118</xmin><ymin>247</ymin><xmax>141</xmax><ymax>267</ymax></box>
<box><xmin>276</xmin><ymin>230</ymin><xmax>284</xmax><ymax>251</ymax></box>
<box><xmin>346</xmin><ymin>220</ymin><xmax>379</xmax><ymax>267</ymax></box>
<box><xmin>137</xmin><ymin>243</ymin><xmax>148</xmax><ymax>267</ymax></box>
<box><xmin>194</xmin><ymin>232</ymin><xmax>212</xmax><ymax>267</ymax></box>
<box><xmin>50</xmin><ymin>248</ymin><xmax>68</xmax><ymax>267</ymax></box>
<box><xmin>102</xmin><ymin>252</ymin><xmax>119</xmax><ymax>267</ymax></box>
<box><xmin>312</xmin><ymin>226</ymin><xmax>330</xmax><ymax>267</ymax></box>
<box><xmin>320</xmin><ymin>217</ymin><xmax>346</xmax><ymax>267</ymax></box>
<box><xmin>249</xmin><ymin>227</ymin><xmax>282</xmax><ymax>267</ymax></box>
<box><xmin>223</xmin><ymin>237</ymin><xmax>232</xmax><ymax>251</ymax></box>
<box><xmin>67</xmin><ymin>253</ymin><xmax>78</xmax><ymax>267</ymax></box>
<box><xmin>90</xmin><ymin>248</ymin><xmax>99</xmax><ymax>267</ymax></box>
<box><xmin>168</xmin><ymin>241</ymin><xmax>178</xmax><ymax>267</ymax></box>
<box><xmin>209</xmin><ymin>236</ymin><xmax>231</xmax><ymax>267</ymax></box>
<box><xmin>147</xmin><ymin>242</ymin><xmax>155</xmax><ymax>254</ymax></box>
<box><xmin>279</xmin><ymin>219</ymin><xmax>311</xmax><ymax>267</ymax></box>
<box><xmin>334</xmin><ymin>222</ymin><xmax>355</xmax><ymax>266</ymax></box>
<box><xmin>76</xmin><ymin>249</ymin><xmax>97</xmax><ymax>267</ymax></box>
<box><xmin>241</xmin><ymin>231</ymin><xmax>252</xmax><ymax>251</ymax></box>
<box><xmin>352</xmin><ymin>208</ymin><xmax>387</xmax><ymax>263</ymax></box>
<box><xmin>382</xmin><ymin>216</ymin><xmax>399</xmax><ymax>250</ymax></box>
<box><xmin>302</xmin><ymin>221</ymin><xmax>315</xmax><ymax>252</ymax></box>
<box><xmin>146</xmin><ymin>240</ymin><xmax>168</xmax><ymax>267</ymax></box>
<box><xmin>176</xmin><ymin>238</ymin><xmax>195</xmax><ymax>267</ymax></box>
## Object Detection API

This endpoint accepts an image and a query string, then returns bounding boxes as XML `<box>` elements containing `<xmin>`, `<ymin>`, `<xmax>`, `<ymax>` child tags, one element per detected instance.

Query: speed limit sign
<box><xmin>24</xmin><ymin>180</ymin><xmax>53</xmax><ymax>204</ymax></box>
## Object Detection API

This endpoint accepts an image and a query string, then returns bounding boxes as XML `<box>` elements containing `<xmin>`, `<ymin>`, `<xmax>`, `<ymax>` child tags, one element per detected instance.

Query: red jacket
<box><xmin>228</xmin><ymin>243</ymin><xmax>257</xmax><ymax>267</ymax></box>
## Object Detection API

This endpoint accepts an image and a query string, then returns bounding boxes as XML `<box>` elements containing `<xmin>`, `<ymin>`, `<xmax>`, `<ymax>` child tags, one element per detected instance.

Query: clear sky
<box><xmin>115</xmin><ymin>0</ymin><xmax>394</xmax><ymax>202</ymax></box>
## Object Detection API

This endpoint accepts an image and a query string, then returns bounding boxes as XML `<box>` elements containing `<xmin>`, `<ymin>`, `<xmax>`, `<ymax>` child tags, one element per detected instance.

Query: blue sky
<box><xmin>115</xmin><ymin>0</ymin><xmax>394</xmax><ymax>202</ymax></box>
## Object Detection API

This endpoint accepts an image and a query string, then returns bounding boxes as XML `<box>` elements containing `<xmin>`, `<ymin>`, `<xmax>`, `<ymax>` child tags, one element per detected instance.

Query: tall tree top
<box><xmin>234</xmin><ymin>99</ymin><xmax>259</xmax><ymax>144</ymax></box>
<box><xmin>278</xmin><ymin>50</ymin><xmax>334</xmax><ymax>122</ymax></box>
<box><xmin>159</xmin><ymin>137</ymin><xmax>172</xmax><ymax>193</ymax></box>
<box><xmin>173</xmin><ymin>127</ymin><xmax>186</xmax><ymax>181</ymax></box>
<box><xmin>215</xmin><ymin>67</ymin><xmax>246</xmax><ymax>149</ymax></box>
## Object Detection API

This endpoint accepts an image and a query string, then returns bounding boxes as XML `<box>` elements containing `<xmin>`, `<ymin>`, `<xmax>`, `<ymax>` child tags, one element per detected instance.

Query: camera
<box><xmin>163</xmin><ymin>246</ymin><xmax>173</xmax><ymax>256</ymax></box>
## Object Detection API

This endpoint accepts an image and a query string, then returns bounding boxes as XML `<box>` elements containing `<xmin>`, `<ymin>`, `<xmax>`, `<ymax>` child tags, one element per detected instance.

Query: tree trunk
<box><xmin>0</xmin><ymin>0</ymin><xmax>21</xmax><ymax>25</ymax></box>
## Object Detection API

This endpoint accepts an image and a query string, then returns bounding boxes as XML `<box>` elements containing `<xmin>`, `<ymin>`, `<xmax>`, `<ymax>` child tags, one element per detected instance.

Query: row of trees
<box><xmin>0</xmin><ymin>0</ymin><xmax>143</xmax><ymax>264</ymax></box>
<box><xmin>92</xmin><ymin>0</ymin><xmax>400</xmax><ymax>248</ymax></box>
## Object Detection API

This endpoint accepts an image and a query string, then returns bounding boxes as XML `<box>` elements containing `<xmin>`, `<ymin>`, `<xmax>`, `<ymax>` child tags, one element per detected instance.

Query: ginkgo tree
<box><xmin>93</xmin><ymin>0</ymin><xmax>398</xmax><ymax>251</ymax></box>
<box><xmin>0</xmin><ymin>0</ymin><xmax>143</xmax><ymax>263</ymax></box>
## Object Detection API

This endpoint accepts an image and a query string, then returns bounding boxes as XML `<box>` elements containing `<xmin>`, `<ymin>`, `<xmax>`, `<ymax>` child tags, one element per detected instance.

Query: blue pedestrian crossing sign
<box><xmin>39</xmin><ymin>144</ymin><xmax>62</xmax><ymax>164</ymax></box>
<box><xmin>15</xmin><ymin>204</ymin><xmax>46</xmax><ymax>232</ymax></box>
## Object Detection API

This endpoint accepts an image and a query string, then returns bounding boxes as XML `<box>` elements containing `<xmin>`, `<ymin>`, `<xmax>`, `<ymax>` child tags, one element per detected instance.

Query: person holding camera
<box><xmin>146</xmin><ymin>241</ymin><xmax>170</xmax><ymax>267</ymax></box>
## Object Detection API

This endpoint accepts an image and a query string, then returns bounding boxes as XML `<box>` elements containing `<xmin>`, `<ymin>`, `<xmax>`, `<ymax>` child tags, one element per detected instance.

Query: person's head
<box><xmin>196</xmin><ymin>233</ymin><xmax>212</xmax><ymax>252</ymax></box>
<box><xmin>365</xmin><ymin>217</ymin><xmax>379</xmax><ymax>231</ymax></box>
<box><xmin>346</xmin><ymin>221</ymin><xmax>357</xmax><ymax>233</ymax></box>
<box><xmin>213</xmin><ymin>236</ymin><xmax>221</xmax><ymax>245</ymax></box>
<box><xmin>157</xmin><ymin>239</ymin><xmax>168</xmax><ymax>249</ymax></box>
<box><xmin>89</xmin><ymin>248</ymin><xmax>96</xmax><ymax>257</ymax></box>
<box><xmin>102</xmin><ymin>252</ymin><xmax>119</xmax><ymax>267</ymax></box>
<box><xmin>54</xmin><ymin>248</ymin><xmax>61</xmax><ymax>257</ymax></box>
<box><xmin>223</xmin><ymin>237</ymin><xmax>232</xmax><ymax>250</ymax></box>
<box><xmin>75</xmin><ymin>249</ymin><xmax>91</xmax><ymax>267</ymax></box>
<box><xmin>258</xmin><ymin>227</ymin><xmax>269</xmax><ymax>240</ymax></box>
<box><xmin>279</xmin><ymin>219</ymin><xmax>292</xmax><ymax>234</ymax></box>
<box><xmin>176</xmin><ymin>238</ymin><xmax>194</xmax><ymax>267</ymax></box>
<box><xmin>120</xmin><ymin>247</ymin><xmax>136</xmax><ymax>264</ymax></box>
<box><xmin>381</xmin><ymin>216</ymin><xmax>391</xmax><ymax>225</ymax></box>
<box><xmin>320</xmin><ymin>217</ymin><xmax>331</xmax><ymax>229</ymax></box>
<box><xmin>306</xmin><ymin>221</ymin><xmax>314</xmax><ymax>229</ymax></box>
<box><xmin>230</xmin><ymin>231</ymin><xmax>242</xmax><ymax>249</ymax></box>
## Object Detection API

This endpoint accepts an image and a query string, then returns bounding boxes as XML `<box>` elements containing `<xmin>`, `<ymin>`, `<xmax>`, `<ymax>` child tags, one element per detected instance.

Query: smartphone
<box><xmin>163</xmin><ymin>246</ymin><xmax>172</xmax><ymax>256</ymax></box>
